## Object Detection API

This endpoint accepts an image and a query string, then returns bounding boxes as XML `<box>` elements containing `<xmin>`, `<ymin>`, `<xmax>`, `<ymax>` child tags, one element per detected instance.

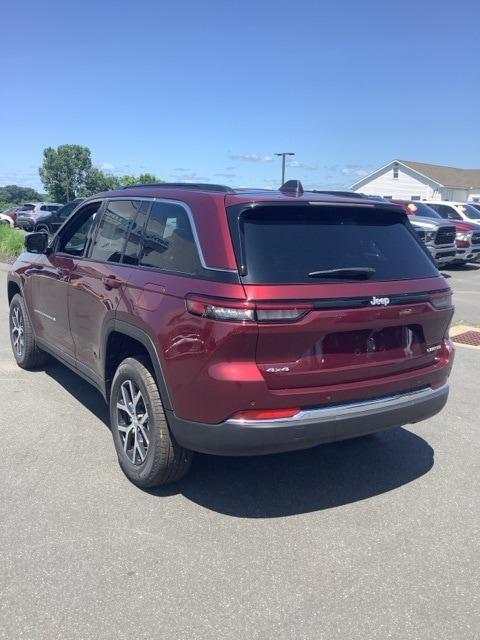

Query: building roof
<box><xmin>398</xmin><ymin>160</ymin><xmax>480</xmax><ymax>189</ymax></box>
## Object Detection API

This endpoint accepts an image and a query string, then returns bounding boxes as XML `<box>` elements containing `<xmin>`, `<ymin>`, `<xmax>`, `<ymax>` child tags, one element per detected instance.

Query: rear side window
<box><xmin>139</xmin><ymin>201</ymin><xmax>202</xmax><ymax>274</ymax></box>
<box><xmin>90</xmin><ymin>200</ymin><xmax>140</xmax><ymax>263</ymax></box>
<box><xmin>228</xmin><ymin>204</ymin><xmax>438</xmax><ymax>283</ymax></box>
<box><xmin>431</xmin><ymin>204</ymin><xmax>461</xmax><ymax>220</ymax></box>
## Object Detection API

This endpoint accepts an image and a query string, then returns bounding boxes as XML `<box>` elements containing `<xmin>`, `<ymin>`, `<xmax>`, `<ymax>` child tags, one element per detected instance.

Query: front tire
<box><xmin>110</xmin><ymin>357</ymin><xmax>192</xmax><ymax>487</ymax></box>
<box><xmin>9</xmin><ymin>293</ymin><xmax>49</xmax><ymax>369</ymax></box>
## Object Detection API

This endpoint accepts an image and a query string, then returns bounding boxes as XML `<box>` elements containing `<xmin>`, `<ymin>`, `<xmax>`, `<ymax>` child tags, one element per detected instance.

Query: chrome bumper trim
<box><xmin>226</xmin><ymin>384</ymin><xmax>449</xmax><ymax>427</ymax></box>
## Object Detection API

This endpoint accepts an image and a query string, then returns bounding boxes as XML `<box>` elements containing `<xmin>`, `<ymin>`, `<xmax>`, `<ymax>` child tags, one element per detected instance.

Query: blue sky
<box><xmin>2</xmin><ymin>0</ymin><xmax>480</xmax><ymax>191</ymax></box>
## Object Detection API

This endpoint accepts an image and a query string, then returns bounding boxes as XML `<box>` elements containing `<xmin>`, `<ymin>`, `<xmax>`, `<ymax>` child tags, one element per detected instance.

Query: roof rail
<box><xmin>120</xmin><ymin>182</ymin><xmax>235</xmax><ymax>193</ymax></box>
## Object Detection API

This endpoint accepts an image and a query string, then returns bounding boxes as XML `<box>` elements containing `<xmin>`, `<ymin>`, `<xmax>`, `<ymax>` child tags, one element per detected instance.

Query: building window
<box><xmin>393</xmin><ymin>167</ymin><xmax>399</xmax><ymax>179</ymax></box>
<box><xmin>411</xmin><ymin>195</ymin><xmax>421</xmax><ymax>201</ymax></box>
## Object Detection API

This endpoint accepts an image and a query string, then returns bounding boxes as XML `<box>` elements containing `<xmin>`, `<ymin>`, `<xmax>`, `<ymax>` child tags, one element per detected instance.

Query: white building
<box><xmin>351</xmin><ymin>159</ymin><xmax>480</xmax><ymax>202</ymax></box>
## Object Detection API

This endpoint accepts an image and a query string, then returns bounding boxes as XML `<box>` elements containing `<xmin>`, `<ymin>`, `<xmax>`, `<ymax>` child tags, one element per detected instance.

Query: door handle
<box><xmin>102</xmin><ymin>275</ymin><xmax>123</xmax><ymax>290</ymax></box>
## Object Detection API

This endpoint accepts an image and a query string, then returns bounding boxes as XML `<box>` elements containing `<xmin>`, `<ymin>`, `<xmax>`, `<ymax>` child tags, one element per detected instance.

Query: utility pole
<box><xmin>275</xmin><ymin>152</ymin><xmax>295</xmax><ymax>185</ymax></box>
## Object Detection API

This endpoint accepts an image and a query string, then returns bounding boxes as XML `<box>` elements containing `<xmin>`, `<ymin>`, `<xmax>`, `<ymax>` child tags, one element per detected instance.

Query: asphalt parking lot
<box><xmin>0</xmin><ymin>266</ymin><xmax>479</xmax><ymax>640</ymax></box>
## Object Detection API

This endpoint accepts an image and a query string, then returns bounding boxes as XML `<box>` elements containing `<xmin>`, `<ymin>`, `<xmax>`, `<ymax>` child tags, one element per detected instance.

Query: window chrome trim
<box><xmin>104</xmin><ymin>196</ymin><xmax>237</xmax><ymax>274</ymax></box>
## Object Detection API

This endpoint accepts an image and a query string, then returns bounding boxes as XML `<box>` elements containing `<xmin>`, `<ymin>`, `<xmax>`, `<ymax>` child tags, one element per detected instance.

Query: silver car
<box><xmin>15</xmin><ymin>202</ymin><xmax>63</xmax><ymax>231</ymax></box>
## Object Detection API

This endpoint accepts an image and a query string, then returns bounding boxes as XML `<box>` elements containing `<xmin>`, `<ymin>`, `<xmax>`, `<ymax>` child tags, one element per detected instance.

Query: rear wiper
<box><xmin>308</xmin><ymin>267</ymin><xmax>376</xmax><ymax>279</ymax></box>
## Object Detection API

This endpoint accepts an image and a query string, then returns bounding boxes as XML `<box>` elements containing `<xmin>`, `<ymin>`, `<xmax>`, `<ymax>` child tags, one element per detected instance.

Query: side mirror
<box><xmin>25</xmin><ymin>231</ymin><xmax>48</xmax><ymax>254</ymax></box>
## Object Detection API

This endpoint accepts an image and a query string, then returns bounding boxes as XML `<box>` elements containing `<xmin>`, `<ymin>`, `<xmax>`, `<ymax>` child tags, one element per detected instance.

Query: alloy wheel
<box><xmin>116</xmin><ymin>379</ymin><xmax>150</xmax><ymax>465</ymax></box>
<box><xmin>11</xmin><ymin>306</ymin><xmax>25</xmax><ymax>358</ymax></box>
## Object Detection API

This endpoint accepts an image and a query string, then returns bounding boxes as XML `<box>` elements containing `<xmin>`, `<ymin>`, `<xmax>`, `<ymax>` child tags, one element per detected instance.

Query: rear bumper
<box><xmin>168</xmin><ymin>383</ymin><xmax>449</xmax><ymax>456</ymax></box>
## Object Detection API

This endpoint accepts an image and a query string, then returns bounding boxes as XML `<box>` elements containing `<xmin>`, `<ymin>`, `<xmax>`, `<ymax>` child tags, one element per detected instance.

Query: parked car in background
<box><xmin>7</xmin><ymin>181</ymin><xmax>454</xmax><ymax>487</ymax></box>
<box><xmin>449</xmin><ymin>220</ymin><xmax>480</xmax><ymax>264</ymax></box>
<box><xmin>0</xmin><ymin>212</ymin><xmax>15</xmax><ymax>227</ymax></box>
<box><xmin>411</xmin><ymin>224</ymin><xmax>426</xmax><ymax>242</ymax></box>
<box><xmin>423</xmin><ymin>200</ymin><xmax>480</xmax><ymax>223</ymax></box>
<box><xmin>15</xmin><ymin>202</ymin><xmax>63</xmax><ymax>231</ymax></box>
<box><xmin>1</xmin><ymin>206</ymin><xmax>23</xmax><ymax>224</ymax></box>
<box><xmin>34</xmin><ymin>198</ymin><xmax>84</xmax><ymax>235</ymax></box>
<box><xmin>399</xmin><ymin>200</ymin><xmax>480</xmax><ymax>265</ymax></box>
<box><xmin>392</xmin><ymin>200</ymin><xmax>456</xmax><ymax>267</ymax></box>
<box><xmin>467</xmin><ymin>202</ymin><xmax>480</xmax><ymax>213</ymax></box>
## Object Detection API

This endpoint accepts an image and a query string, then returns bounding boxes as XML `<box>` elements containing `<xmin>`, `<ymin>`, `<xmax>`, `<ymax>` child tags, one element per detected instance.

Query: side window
<box><xmin>89</xmin><ymin>200</ymin><xmax>141</xmax><ymax>263</ymax></box>
<box><xmin>428</xmin><ymin>204</ymin><xmax>442</xmax><ymax>216</ymax></box>
<box><xmin>139</xmin><ymin>201</ymin><xmax>202</xmax><ymax>274</ymax></box>
<box><xmin>438</xmin><ymin>205</ymin><xmax>461</xmax><ymax>220</ymax></box>
<box><xmin>58</xmin><ymin>202</ymin><xmax>102</xmax><ymax>257</ymax></box>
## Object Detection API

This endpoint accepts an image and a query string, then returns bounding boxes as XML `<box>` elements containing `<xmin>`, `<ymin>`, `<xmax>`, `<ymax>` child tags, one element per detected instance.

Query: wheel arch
<box><xmin>102</xmin><ymin>320</ymin><xmax>173</xmax><ymax>410</ymax></box>
<box><xmin>7</xmin><ymin>275</ymin><xmax>23</xmax><ymax>305</ymax></box>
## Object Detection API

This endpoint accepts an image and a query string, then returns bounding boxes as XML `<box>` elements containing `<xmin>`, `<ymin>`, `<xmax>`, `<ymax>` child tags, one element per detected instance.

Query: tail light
<box><xmin>230</xmin><ymin>407</ymin><xmax>301</xmax><ymax>421</ymax></box>
<box><xmin>186</xmin><ymin>297</ymin><xmax>255</xmax><ymax>322</ymax></box>
<box><xmin>186</xmin><ymin>295</ymin><xmax>312</xmax><ymax>323</ymax></box>
<box><xmin>430</xmin><ymin>291</ymin><xmax>453</xmax><ymax>310</ymax></box>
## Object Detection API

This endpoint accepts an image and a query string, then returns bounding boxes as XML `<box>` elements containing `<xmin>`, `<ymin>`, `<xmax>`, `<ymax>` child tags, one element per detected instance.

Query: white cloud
<box><xmin>0</xmin><ymin>171</ymin><xmax>43</xmax><ymax>190</ymax></box>
<box><xmin>169</xmin><ymin>171</ymin><xmax>210</xmax><ymax>182</ymax></box>
<box><xmin>341</xmin><ymin>165</ymin><xmax>370</xmax><ymax>178</ymax></box>
<box><xmin>100</xmin><ymin>162</ymin><xmax>115</xmax><ymax>172</ymax></box>
<box><xmin>229</xmin><ymin>154</ymin><xmax>274</xmax><ymax>163</ymax></box>
<box><xmin>214</xmin><ymin>173</ymin><xmax>236</xmax><ymax>179</ymax></box>
<box><xmin>288</xmin><ymin>159</ymin><xmax>318</xmax><ymax>171</ymax></box>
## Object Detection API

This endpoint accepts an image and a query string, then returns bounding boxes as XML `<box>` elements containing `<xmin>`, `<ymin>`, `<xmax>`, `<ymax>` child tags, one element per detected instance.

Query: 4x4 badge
<box><xmin>370</xmin><ymin>296</ymin><xmax>390</xmax><ymax>307</ymax></box>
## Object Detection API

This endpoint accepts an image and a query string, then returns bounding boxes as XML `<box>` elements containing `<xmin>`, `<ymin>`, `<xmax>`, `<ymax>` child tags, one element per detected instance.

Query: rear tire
<box><xmin>110</xmin><ymin>356</ymin><xmax>192</xmax><ymax>487</ymax></box>
<box><xmin>36</xmin><ymin>225</ymin><xmax>50</xmax><ymax>235</ymax></box>
<box><xmin>9</xmin><ymin>293</ymin><xmax>50</xmax><ymax>369</ymax></box>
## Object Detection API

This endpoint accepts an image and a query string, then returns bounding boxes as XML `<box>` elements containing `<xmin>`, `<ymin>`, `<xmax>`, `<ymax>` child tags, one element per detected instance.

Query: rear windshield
<box><xmin>19</xmin><ymin>204</ymin><xmax>35</xmax><ymax>211</ymax></box>
<box><xmin>229</xmin><ymin>204</ymin><xmax>438</xmax><ymax>283</ymax></box>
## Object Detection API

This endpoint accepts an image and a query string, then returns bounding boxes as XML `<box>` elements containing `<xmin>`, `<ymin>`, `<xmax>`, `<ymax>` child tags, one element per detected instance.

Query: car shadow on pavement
<box><xmin>150</xmin><ymin>428</ymin><xmax>434</xmax><ymax>518</ymax></box>
<box><xmin>43</xmin><ymin>360</ymin><xmax>434</xmax><ymax>519</ymax></box>
<box><xmin>45</xmin><ymin>361</ymin><xmax>110</xmax><ymax>426</ymax></box>
<box><xmin>445</xmin><ymin>263</ymin><xmax>480</xmax><ymax>272</ymax></box>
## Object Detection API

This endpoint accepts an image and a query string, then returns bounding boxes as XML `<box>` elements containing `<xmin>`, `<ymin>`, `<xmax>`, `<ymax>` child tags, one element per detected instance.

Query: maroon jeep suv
<box><xmin>8</xmin><ymin>181</ymin><xmax>454</xmax><ymax>487</ymax></box>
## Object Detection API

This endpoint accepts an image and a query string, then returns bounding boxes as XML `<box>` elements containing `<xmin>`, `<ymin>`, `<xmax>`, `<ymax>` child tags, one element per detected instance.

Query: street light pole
<box><xmin>275</xmin><ymin>152</ymin><xmax>295</xmax><ymax>185</ymax></box>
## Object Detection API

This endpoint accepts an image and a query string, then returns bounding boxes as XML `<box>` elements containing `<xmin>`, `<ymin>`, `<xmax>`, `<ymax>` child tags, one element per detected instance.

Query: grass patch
<box><xmin>0</xmin><ymin>224</ymin><xmax>26</xmax><ymax>259</ymax></box>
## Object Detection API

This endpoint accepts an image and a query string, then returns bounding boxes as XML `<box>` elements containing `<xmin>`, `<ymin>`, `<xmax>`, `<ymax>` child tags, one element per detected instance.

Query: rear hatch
<box><xmin>227</xmin><ymin>201</ymin><xmax>453</xmax><ymax>390</ymax></box>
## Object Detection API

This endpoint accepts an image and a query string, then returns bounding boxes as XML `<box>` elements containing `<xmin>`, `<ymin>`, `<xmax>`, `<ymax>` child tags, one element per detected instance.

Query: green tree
<box><xmin>118</xmin><ymin>173</ymin><xmax>162</xmax><ymax>186</ymax></box>
<box><xmin>0</xmin><ymin>185</ymin><xmax>43</xmax><ymax>204</ymax></box>
<box><xmin>80</xmin><ymin>168</ymin><xmax>120</xmax><ymax>196</ymax></box>
<box><xmin>39</xmin><ymin>144</ymin><xmax>92</xmax><ymax>203</ymax></box>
